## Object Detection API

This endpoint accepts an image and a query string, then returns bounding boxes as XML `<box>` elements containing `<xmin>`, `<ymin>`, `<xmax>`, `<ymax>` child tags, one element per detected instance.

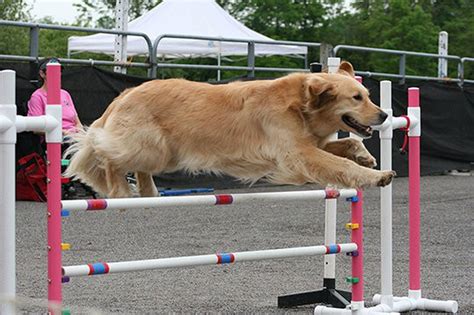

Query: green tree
<box><xmin>422</xmin><ymin>0</ymin><xmax>474</xmax><ymax>78</ymax></box>
<box><xmin>321</xmin><ymin>0</ymin><xmax>441</xmax><ymax>77</ymax></box>
<box><xmin>0</xmin><ymin>0</ymin><xmax>31</xmax><ymax>55</ymax></box>
<box><xmin>74</xmin><ymin>0</ymin><xmax>162</xmax><ymax>28</ymax></box>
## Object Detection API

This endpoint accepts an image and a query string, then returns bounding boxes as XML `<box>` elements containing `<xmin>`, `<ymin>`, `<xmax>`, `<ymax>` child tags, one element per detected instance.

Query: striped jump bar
<box><xmin>62</xmin><ymin>243</ymin><xmax>357</xmax><ymax>277</ymax></box>
<box><xmin>61</xmin><ymin>189</ymin><xmax>357</xmax><ymax>211</ymax></box>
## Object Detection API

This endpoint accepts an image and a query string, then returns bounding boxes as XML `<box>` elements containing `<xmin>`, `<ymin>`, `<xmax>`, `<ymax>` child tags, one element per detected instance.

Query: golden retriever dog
<box><xmin>65</xmin><ymin>61</ymin><xmax>395</xmax><ymax>198</ymax></box>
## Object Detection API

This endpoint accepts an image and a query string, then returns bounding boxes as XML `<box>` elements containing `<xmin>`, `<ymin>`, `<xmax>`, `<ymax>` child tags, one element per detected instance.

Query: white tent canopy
<box><xmin>67</xmin><ymin>0</ymin><xmax>307</xmax><ymax>58</ymax></box>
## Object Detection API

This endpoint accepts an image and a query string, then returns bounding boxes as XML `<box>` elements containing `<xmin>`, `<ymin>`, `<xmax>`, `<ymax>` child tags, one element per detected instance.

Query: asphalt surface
<box><xmin>13</xmin><ymin>174</ymin><xmax>473</xmax><ymax>314</ymax></box>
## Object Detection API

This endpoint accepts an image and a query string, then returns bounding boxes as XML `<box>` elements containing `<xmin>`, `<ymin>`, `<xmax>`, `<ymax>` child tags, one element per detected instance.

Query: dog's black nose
<box><xmin>379</xmin><ymin>111</ymin><xmax>388</xmax><ymax>122</ymax></box>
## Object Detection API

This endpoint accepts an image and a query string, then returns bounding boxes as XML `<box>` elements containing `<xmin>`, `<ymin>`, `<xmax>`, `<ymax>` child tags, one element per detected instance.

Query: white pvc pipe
<box><xmin>0</xmin><ymin>70</ymin><xmax>17</xmax><ymax>315</ymax></box>
<box><xmin>61</xmin><ymin>189</ymin><xmax>357</xmax><ymax>211</ymax></box>
<box><xmin>379</xmin><ymin>81</ymin><xmax>394</xmax><ymax>307</ymax></box>
<box><xmin>372</xmin><ymin>294</ymin><xmax>458</xmax><ymax>313</ymax></box>
<box><xmin>323</xmin><ymin>57</ymin><xmax>341</xmax><ymax>280</ymax></box>
<box><xmin>314</xmin><ymin>305</ymin><xmax>400</xmax><ymax>315</ymax></box>
<box><xmin>63</xmin><ymin>243</ymin><xmax>357</xmax><ymax>277</ymax></box>
<box><xmin>15</xmin><ymin>115</ymin><xmax>61</xmax><ymax>133</ymax></box>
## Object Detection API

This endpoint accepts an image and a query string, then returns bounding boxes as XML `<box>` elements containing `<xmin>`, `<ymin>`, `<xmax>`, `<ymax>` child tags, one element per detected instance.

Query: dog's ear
<box><xmin>306</xmin><ymin>76</ymin><xmax>337</xmax><ymax>109</ymax></box>
<box><xmin>338</xmin><ymin>61</ymin><xmax>355</xmax><ymax>77</ymax></box>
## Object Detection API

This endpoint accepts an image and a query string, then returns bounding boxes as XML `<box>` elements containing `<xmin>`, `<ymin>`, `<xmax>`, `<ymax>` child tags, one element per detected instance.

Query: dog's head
<box><xmin>303</xmin><ymin>61</ymin><xmax>387</xmax><ymax>139</ymax></box>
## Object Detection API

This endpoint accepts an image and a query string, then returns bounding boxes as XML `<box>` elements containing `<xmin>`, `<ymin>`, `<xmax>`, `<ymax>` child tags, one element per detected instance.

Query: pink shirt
<box><xmin>27</xmin><ymin>88</ymin><xmax>79</xmax><ymax>132</ymax></box>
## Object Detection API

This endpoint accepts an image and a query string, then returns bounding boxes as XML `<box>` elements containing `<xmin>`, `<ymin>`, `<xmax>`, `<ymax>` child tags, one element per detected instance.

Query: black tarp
<box><xmin>2</xmin><ymin>62</ymin><xmax>473</xmax><ymax>188</ymax></box>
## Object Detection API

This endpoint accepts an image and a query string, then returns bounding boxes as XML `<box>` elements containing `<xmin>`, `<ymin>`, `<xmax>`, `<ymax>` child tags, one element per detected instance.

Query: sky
<box><xmin>26</xmin><ymin>0</ymin><xmax>80</xmax><ymax>23</ymax></box>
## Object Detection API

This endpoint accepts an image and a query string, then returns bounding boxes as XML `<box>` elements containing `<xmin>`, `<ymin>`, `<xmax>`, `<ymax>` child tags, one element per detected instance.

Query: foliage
<box><xmin>2</xmin><ymin>0</ymin><xmax>474</xmax><ymax>80</ymax></box>
<box><xmin>36</xmin><ymin>17</ymin><xmax>84</xmax><ymax>58</ymax></box>
<box><xmin>74</xmin><ymin>0</ymin><xmax>162</xmax><ymax>28</ymax></box>
<box><xmin>0</xmin><ymin>0</ymin><xmax>31</xmax><ymax>55</ymax></box>
<box><xmin>333</xmin><ymin>0</ymin><xmax>441</xmax><ymax>77</ymax></box>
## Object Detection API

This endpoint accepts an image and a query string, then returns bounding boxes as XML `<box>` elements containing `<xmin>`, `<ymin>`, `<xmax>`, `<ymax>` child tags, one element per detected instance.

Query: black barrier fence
<box><xmin>3</xmin><ymin>62</ymin><xmax>473</xmax><ymax>189</ymax></box>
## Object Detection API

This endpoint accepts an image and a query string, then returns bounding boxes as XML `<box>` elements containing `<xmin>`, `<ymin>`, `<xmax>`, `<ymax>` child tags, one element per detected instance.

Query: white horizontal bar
<box><xmin>61</xmin><ymin>189</ymin><xmax>358</xmax><ymax>211</ymax></box>
<box><xmin>15</xmin><ymin>114</ymin><xmax>60</xmax><ymax>133</ymax></box>
<box><xmin>372</xmin><ymin>115</ymin><xmax>419</xmax><ymax>132</ymax></box>
<box><xmin>63</xmin><ymin>243</ymin><xmax>357</xmax><ymax>277</ymax></box>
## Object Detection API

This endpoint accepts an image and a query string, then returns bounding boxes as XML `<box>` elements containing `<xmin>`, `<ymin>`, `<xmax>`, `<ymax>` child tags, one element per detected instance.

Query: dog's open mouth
<box><xmin>342</xmin><ymin>114</ymin><xmax>373</xmax><ymax>138</ymax></box>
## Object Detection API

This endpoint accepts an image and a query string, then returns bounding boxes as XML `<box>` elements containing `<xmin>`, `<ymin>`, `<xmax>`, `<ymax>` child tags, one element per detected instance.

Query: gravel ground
<box><xmin>14</xmin><ymin>174</ymin><xmax>473</xmax><ymax>314</ymax></box>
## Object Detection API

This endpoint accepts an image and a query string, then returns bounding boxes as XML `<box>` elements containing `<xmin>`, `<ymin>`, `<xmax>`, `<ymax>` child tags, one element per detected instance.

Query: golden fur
<box><xmin>65</xmin><ymin>61</ymin><xmax>395</xmax><ymax>198</ymax></box>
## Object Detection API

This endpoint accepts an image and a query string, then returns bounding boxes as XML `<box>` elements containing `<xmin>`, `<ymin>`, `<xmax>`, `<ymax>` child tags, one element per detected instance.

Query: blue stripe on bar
<box><xmin>326</xmin><ymin>244</ymin><xmax>340</xmax><ymax>254</ymax></box>
<box><xmin>90</xmin><ymin>263</ymin><xmax>108</xmax><ymax>275</ymax></box>
<box><xmin>216</xmin><ymin>253</ymin><xmax>235</xmax><ymax>264</ymax></box>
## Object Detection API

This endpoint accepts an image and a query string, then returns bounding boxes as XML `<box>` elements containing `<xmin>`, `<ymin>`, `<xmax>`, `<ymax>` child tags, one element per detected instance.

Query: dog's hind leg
<box><xmin>136</xmin><ymin>172</ymin><xmax>158</xmax><ymax>197</ymax></box>
<box><xmin>105</xmin><ymin>162</ymin><xmax>132</xmax><ymax>198</ymax></box>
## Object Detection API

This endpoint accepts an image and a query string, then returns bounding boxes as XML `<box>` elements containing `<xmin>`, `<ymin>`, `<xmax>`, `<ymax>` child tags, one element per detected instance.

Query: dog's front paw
<box><xmin>376</xmin><ymin>170</ymin><xmax>396</xmax><ymax>187</ymax></box>
<box><xmin>356</xmin><ymin>154</ymin><xmax>377</xmax><ymax>168</ymax></box>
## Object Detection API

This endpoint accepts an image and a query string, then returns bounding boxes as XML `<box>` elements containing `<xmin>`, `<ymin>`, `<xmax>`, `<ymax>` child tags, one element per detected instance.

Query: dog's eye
<box><xmin>353</xmin><ymin>94</ymin><xmax>363</xmax><ymax>101</ymax></box>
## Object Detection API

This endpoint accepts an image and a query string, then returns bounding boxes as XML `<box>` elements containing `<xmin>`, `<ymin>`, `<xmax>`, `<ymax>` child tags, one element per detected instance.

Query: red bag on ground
<box><xmin>16</xmin><ymin>152</ymin><xmax>47</xmax><ymax>202</ymax></box>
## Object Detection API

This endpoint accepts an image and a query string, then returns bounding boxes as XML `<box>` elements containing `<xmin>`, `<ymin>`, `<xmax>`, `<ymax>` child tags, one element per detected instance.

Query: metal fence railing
<box><xmin>0</xmin><ymin>20</ymin><xmax>153</xmax><ymax>75</ymax></box>
<box><xmin>333</xmin><ymin>44</ymin><xmax>473</xmax><ymax>85</ymax></box>
<box><xmin>459</xmin><ymin>58</ymin><xmax>474</xmax><ymax>85</ymax></box>
<box><xmin>151</xmin><ymin>34</ymin><xmax>320</xmax><ymax>78</ymax></box>
<box><xmin>0</xmin><ymin>20</ymin><xmax>319</xmax><ymax>79</ymax></box>
<box><xmin>1</xmin><ymin>19</ymin><xmax>473</xmax><ymax>84</ymax></box>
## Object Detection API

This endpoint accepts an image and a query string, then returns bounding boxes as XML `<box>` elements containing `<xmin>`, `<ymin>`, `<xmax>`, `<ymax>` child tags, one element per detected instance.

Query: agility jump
<box><xmin>0</xmin><ymin>61</ymin><xmax>458</xmax><ymax>314</ymax></box>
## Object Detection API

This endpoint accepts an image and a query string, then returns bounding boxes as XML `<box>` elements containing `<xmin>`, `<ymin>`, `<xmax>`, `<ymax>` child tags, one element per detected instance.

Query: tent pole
<box><xmin>218</xmin><ymin>41</ymin><xmax>222</xmax><ymax>81</ymax></box>
<box><xmin>114</xmin><ymin>0</ymin><xmax>129</xmax><ymax>74</ymax></box>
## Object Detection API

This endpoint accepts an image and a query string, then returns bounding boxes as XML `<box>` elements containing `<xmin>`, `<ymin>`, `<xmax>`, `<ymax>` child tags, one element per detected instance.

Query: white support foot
<box><xmin>373</xmin><ymin>291</ymin><xmax>458</xmax><ymax>313</ymax></box>
<box><xmin>315</xmin><ymin>301</ymin><xmax>400</xmax><ymax>315</ymax></box>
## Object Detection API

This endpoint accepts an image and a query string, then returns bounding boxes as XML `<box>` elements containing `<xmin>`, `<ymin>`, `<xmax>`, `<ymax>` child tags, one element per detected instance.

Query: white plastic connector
<box><xmin>45</xmin><ymin>105</ymin><xmax>62</xmax><ymax>143</ymax></box>
<box><xmin>408</xmin><ymin>289</ymin><xmax>421</xmax><ymax>300</ymax></box>
<box><xmin>351</xmin><ymin>300</ymin><xmax>364</xmax><ymax>311</ymax></box>
<box><xmin>407</xmin><ymin>107</ymin><xmax>421</xmax><ymax>137</ymax></box>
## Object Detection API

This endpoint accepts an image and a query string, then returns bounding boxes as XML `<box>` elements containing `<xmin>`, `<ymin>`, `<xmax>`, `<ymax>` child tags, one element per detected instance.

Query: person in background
<box><xmin>27</xmin><ymin>57</ymin><xmax>82</xmax><ymax>135</ymax></box>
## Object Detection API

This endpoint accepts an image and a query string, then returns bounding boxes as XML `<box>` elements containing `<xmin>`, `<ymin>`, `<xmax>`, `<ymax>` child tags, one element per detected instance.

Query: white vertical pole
<box><xmin>114</xmin><ymin>0</ymin><xmax>129</xmax><ymax>74</ymax></box>
<box><xmin>438</xmin><ymin>31</ymin><xmax>448</xmax><ymax>78</ymax></box>
<box><xmin>323</xmin><ymin>58</ymin><xmax>340</xmax><ymax>280</ymax></box>
<box><xmin>217</xmin><ymin>41</ymin><xmax>222</xmax><ymax>81</ymax></box>
<box><xmin>379</xmin><ymin>80</ymin><xmax>393</xmax><ymax>308</ymax></box>
<box><xmin>0</xmin><ymin>70</ymin><xmax>17</xmax><ymax>315</ymax></box>
<box><xmin>351</xmin><ymin>76</ymin><xmax>364</xmax><ymax>141</ymax></box>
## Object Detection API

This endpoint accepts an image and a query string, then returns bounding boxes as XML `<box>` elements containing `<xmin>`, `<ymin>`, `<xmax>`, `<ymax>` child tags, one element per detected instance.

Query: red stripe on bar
<box><xmin>215</xmin><ymin>194</ymin><xmax>233</xmax><ymax>205</ymax></box>
<box><xmin>103</xmin><ymin>262</ymin><xmax>110</xmax><ymax>274</ymax></box>
<box><xmin>337</xmin><ymin>244</ymin><xmax>341</xmax><ymax>253</ymax></box>
<box><xmin>87</xmin><ymin>264</ymin><xmax>95</xmax><ymax>275</ymax></box>
<box><xmin>86</xmin><ymin>199</ymin><xmax>107</xmax><ymax>210</ymax></box>
<box><xmin>325</xmin><ymin>189</ymin><xmax>340</xmax><ymax>199</ymax></box>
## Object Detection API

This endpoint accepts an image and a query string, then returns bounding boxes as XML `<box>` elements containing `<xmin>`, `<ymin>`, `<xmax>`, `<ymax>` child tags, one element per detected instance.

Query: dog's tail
<box><xmin>63</xmin><ymin>126</ymin><xmax>109</xmax><ymax>196</ymax></box>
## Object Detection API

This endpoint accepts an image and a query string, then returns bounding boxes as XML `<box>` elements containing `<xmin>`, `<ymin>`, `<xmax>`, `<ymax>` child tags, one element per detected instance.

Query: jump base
<box><xmin>372</xmin><ymin>292</ymin><xmax>458</xmax><ymax>313</ymax></box>
<box><xmin>278</xmin><ymin>278</ymin><xmax>350</xmax><ymax>308</ymax></box>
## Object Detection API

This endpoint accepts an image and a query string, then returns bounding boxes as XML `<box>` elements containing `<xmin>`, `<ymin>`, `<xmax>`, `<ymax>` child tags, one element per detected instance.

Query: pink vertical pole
<box><xmin>46</xmin><ymin>63</ymin><xmax>63</xmax><ymax>313</ymax></box>
<box><xmin>408</xmin><ymin>88</ymin><xmax>421</xmax><ymax>292</ymax></box>
<box><xmin>351</xmin><ymin>190</ymin><xmax>364</xmax><ymax>302</ymax></box>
